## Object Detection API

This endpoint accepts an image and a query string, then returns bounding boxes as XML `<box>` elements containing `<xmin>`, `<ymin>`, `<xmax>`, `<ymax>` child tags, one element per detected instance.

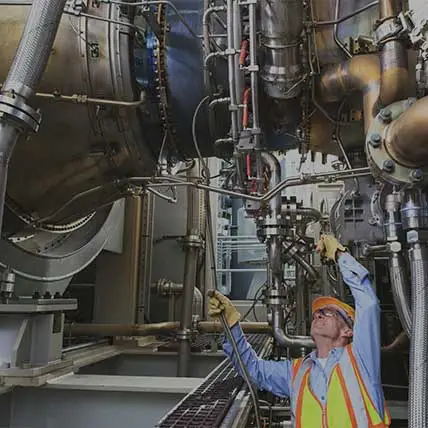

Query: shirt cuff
<box><xmin>338</xmin><ymin>252</ymin><xmax>369</xmax><ymax>278</ymax></box>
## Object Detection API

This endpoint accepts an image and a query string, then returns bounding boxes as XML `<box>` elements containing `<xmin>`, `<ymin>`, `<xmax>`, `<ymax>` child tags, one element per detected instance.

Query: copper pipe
<box><xmin>378</xmin><ymin>0</ymin><xmax>408</xmax><ymax>107</ymax></box>
<box><xmin>319</xmin><ymin>55</ymin><xmax>381</xmax><ymax>132</ymax></box>
<box><xmin>384</xmin><ymin>97</ymin><xmax>428</xmax><ymax>166</ymax></box>
<box><xmin>65</xmin><ymin>321</ymin><xmax>271</xmax><ymax>337</ymax></box>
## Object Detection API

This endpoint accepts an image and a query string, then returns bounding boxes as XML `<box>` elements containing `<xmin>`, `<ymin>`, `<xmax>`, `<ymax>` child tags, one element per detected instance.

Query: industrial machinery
<box><xmin>0</xmin><ymin>0</ymin><xmax>425</xmax><ymax>426</ymax></box>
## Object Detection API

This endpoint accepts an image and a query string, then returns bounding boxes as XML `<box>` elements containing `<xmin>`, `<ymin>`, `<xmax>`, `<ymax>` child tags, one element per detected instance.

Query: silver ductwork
<box><xmin>260</xmin><ymin>0</ymin><xmax>303</xmax><ymax>99</ymax></box>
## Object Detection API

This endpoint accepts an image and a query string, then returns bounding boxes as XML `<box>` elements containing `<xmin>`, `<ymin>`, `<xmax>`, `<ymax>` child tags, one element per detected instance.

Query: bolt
<box><xmin>411</xmin><ymin>169</ymin><xmax>424</xmax><ymax>182</ymax></box>
<box><xmin>369</xmin><ymin>133</ymin><xmax>382</xmax><ymax>148</ymax></box>
<box><xmin>380</xmin><ymin>108</ymin><xmax>392</xmax><ymax>123</ymax></box>
<box><xmin>383</xmin><ymin>159</ymin><xmax>395</xmax><ymax>173</ymax></box>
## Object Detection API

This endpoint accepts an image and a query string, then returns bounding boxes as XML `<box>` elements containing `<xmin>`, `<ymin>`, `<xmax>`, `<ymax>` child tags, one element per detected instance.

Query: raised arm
<box><xmin>336</xmin><ymin>251</ymin><xmax>380</xmax><ymax>376</ymax></box>
<box><xmin>209</xmin><ymin>291</ymin><xmax>292</xmax><ymax>398</ymax></box>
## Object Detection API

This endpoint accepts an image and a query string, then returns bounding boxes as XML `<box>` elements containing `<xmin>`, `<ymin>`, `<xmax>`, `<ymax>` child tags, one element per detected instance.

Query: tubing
<box><xmin>292</xmin><ymin>253</ymin><xmax>319</xmax><ymax>282</ymax></box>
<box><xmin>389</xmin><ymin>252</ymin><xmax>411</xmax><ymax>337</ymax></box>
<box><xmin>272</xmin><ymin>310</ymin><xmax>315</xmax><ymax>348</ymax></box>
<box><xmin>408</xmin><ymin>242</ymin><xmax>428</xmax><ymax>427</ymax></box>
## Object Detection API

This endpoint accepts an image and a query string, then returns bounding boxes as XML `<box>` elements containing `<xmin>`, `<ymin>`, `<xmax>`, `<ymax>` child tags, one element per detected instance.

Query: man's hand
<box><xmin>208</xmin><ymin>291</ymin><xmax>241</xmax><ymax>327</ymax></box>
<box><xmin>316</xmin><ymin>234</ymin><xmax>346</xmax><ymax>261</ymax></box>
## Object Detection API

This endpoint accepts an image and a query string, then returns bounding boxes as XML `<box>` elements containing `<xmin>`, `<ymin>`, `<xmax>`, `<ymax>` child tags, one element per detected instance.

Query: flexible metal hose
<box><xmin>0</xmin><ymin>0</ymin><xmax>67</xmax><ymax>233</ymax></box>
<box><xmin>3</xmin><ymin>0</ymin><xmax>67</xmax><ymax>93</ymax></box>
<box><xmin>389</xmin><ymin>252</ymin><xmax>411</xmax><ymax>336</ymax></box>
<box><xmin>408</xmin><ymin>242</ymin><xmax>428</xmax><ymax>428</ymax></box>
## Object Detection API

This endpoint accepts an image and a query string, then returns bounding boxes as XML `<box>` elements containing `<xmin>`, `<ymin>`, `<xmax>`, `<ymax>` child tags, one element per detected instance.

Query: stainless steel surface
<box><xmin>260</xmin><ymin>0</ymin><xmax>303</xmax><ymax>99</ymax></box>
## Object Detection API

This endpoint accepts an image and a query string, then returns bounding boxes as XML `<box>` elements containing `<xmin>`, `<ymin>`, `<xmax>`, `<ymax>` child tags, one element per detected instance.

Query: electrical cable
<box><xmin>208</xmin><ymin>291</ymin><xmax>262</xmax><ymax>428</ymax></box>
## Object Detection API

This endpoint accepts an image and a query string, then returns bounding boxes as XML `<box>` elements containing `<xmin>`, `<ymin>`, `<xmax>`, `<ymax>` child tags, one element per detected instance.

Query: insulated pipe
<box><xmin>378</xmin><ymin>0</ymin><xmax>409</xmax><ymax>107</ymax></box>
<box><xmin>319</xmin><ymin>55</ymin><xmax>381</xmax><ymax>133</ymax></box>
<box><xmin>0</xmin><ymin>0</ymin><xmax>67</xmax><ymax>233</ymax></box>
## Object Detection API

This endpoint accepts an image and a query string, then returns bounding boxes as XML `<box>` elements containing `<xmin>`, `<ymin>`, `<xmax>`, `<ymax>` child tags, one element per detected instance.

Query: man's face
<box><xmin>310</xmin><ymin>306</ymin><xmax>353</xmax><ymax>342</ymax></box>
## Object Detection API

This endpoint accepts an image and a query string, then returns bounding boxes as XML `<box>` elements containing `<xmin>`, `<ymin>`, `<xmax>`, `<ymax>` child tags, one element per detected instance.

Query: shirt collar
<box><xmin>308</xmin><ymin>346</ymin><xmax>346</xmax><ymax>362</ymax></box>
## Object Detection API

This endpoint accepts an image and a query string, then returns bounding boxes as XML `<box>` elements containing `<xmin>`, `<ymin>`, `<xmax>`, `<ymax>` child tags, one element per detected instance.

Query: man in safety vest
<box><xmin>209</xmin><ymin>234</ymin><xmax>390</xmax><ymax>427</ymax></box>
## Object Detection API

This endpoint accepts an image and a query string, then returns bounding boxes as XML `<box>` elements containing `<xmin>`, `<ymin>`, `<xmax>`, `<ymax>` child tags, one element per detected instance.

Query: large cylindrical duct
<box><xmin>260</xmin><ymin>0</ymin><xmax>303</xmax><ymax>99</ymax></box>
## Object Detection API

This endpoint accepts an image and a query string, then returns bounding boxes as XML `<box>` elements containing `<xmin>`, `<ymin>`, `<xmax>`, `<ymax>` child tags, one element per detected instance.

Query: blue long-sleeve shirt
<box><xmin>223</xmin><ymin>252</ymin><xmax>385</xmax><ymax>418</ymax></box>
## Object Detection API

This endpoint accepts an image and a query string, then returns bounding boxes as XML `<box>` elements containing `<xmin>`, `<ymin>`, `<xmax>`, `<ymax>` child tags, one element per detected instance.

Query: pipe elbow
<box><xmin>319</xmin><ymin>55</ymin><xmax>380</xmax><ymax>101</ymax></box>
<box><xmin>273</xmin><ymin>325</ymin><xmax>315</xmax><ymax>348</ymax></box>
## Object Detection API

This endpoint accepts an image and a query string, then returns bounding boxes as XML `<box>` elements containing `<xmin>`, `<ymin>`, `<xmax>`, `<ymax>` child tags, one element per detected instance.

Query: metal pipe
<box><xmin>34</xmin><ymin>91</ymin><xmax>145</xmax><ymax>108</ymax></box>
<box><xmin>0</xmin><ymin>0</ymin><xmax>67</xmax><ymax>233</ymax></box>
<box><xmin>272</xmin><ymin>309</ymin><xmax>315</xmax><ymax>348</ymax></box>
<box><xmin>261</xmin><ymin>153</ymin><xmax>281</xmax><ymax>217</ymax></box>
<box><xmin>64</xmin><ymin>321</ymin><xmax>271</xmax><ymax>336</ymax></box>
<box><xmin>378</xmin><ymin>0</ymin><xmax>409</xmax><ymax>107</ymax></box>
<box><xmin>319</xmin><ymin>55</ymin><xmax>381</xmax><ymax>133</ymax></box>
<box><xmin>248</xmin><ymin>0</ymin><xmax>260</xmax><ymax>144</ymax></box>
<box><xmin>292</xmin><ymin>253</ymin><xmax>319</xmax><ymax>282</ymax></box>
<box><xmin>384</xmin><ymin>193</ymin><xmax>411</xmax><ymax>336</ymax></box>
<box><xmin>408</xmin><ymin>242</ymin><xmax>428</xmax><ymax>427</ymax></box>
<box><xmin>384</xmin><ymin>96</ymin><xmax>428</xmax><ymax>167</ymax></box>
<box><xmin>226</xmin><ymin>0</ymin><xmax>238</xmax><ymax>142</ymax></box>
<box><xmin>260</xmin><ymin>0</ymin><xmax>303</xmax><ymax>99</ymax></box>
<box><xmin>178</xmin><ymin>169</ymin><xmax>202</xmax><ymax>377</ymax></box>
<box><xmin>389</xmin><ymin>252</ymin><xmax>411</xmax><ymax>336</ymax></box>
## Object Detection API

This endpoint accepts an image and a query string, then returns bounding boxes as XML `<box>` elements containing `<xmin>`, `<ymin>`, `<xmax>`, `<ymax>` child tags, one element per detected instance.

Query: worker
<box><xmin>209</xmin><ymin>234</ymin><xmax>390</xmax><ymax>427</ymax></box>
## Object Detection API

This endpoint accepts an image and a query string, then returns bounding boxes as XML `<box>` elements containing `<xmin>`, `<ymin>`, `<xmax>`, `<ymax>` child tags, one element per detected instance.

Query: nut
<box><xmin>380</xmin><ymin>108</ymin><xmax>392</xmax><ymax>123</ymax></box>
<box><xmin>410</xmin><ymin>169</ymin><xmax>424</xmax><ymax>182</ymax></box>
<box><xmin>383</xmin><ymin>159</ymin><xmax>395</xmax><ymax>173</ymax></box>
<box><xmin>369</xmin><ymin>133</ymin><xmax>382</xmax><ymax>148</ymax></box>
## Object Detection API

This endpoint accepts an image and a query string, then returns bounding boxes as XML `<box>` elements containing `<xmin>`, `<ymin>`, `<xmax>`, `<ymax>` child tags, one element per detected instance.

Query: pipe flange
<box><xmin>366</xmin><ymin>99</ymin><xmax>428</xmax><ymax>186</ymax></box>
<box><xmin>0</xmin><ymin>95</ymin><xmax>41</xmax><ymax>132</ymax></box>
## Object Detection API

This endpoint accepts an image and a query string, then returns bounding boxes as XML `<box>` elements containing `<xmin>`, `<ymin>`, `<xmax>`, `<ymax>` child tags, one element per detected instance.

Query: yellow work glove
<box><xmin>208</xmin><ymin>290</ymin><xmax>241</xmax><ymax>327</ymax></box>
<box><xmin>316</xmin><ymin>234</ymin><xmax>346</xmax><ymax>261</ymax></box>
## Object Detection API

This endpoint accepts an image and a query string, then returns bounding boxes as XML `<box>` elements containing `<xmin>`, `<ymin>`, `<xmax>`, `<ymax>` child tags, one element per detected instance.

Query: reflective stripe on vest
<box><xmin>291</xmin><ymin>345</ymin><xmax>390</xmax><ymax>427</ymax></box>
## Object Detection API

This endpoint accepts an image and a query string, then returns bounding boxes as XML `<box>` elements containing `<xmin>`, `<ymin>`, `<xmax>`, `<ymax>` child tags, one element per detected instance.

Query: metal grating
<box><xmin>156</xmin><ymin>334</ymin><xmax>268</xmax><ymax>427</ymax></box>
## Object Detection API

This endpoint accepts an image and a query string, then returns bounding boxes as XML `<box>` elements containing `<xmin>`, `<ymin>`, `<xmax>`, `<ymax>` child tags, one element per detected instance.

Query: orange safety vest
<box><xmin>291</xmin><ymin>345</ymin><xmax>391</xmax><ymax>428</ymax></box>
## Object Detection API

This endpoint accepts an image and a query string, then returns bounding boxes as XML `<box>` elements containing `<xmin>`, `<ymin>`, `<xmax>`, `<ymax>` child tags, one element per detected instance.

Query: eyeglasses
<box><xmin>312</xmin><ymin>307</ymin><xmax>353</xmax><ymax>328</ymax></box>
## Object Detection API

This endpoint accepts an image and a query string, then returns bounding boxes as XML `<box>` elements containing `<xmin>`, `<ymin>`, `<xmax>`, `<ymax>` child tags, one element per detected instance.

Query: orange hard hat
<box><xmin>312</xmin><ymin>296</ymin><xmax>355</xmax><ymax>324</ymax></box>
